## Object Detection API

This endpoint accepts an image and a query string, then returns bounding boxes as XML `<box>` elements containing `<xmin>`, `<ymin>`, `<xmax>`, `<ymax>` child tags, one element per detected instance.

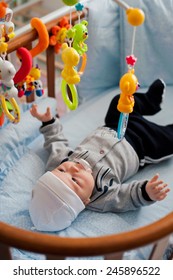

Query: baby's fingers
<box><xmin>30</xmin><ymin>104</ymin><xmax>38</xmax><ymax>116</ymax></box>
<box><xmin>46</xmin><ymin>107</ymin><xmax>51</xmax><ymax>116</ymax></box>
<box><xmin>149</xmin><ymin>173</ymin><xmax>160</xmax><ymax>183</ymax></box>
<box><xmin>155</xmin><ymin>184</ymin><xmax>170</xmax><ymax>201</ymax></box>
<box><xmin>149</xmin><ymin>180</ymin><xmax>164</xmax><ymax>190</ymax></box>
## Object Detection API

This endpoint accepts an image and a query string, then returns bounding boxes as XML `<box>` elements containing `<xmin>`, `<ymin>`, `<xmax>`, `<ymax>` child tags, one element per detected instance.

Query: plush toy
<box><xmin>13</xmin><ymin>47</ymin><xmax>33</xmax><ymax>98</ymax></box>
<box><xmin>33</xmin><ymin>80</ymin><xmax>44</xmax><ymax>97</ymax></box>
<box><xmin>0</xmin><ymin>57</ymin><xmax>20</xmax><ymax>125</ymax></box>
<box><xmin>14</xmin><ymin>17</ymin><xmax>49</xmax><ymax>98</ymax></box>
<box><xmin>0</xmin><ymin>1</ymin><xmax>7</xmax><ymax>18</ymax></box>
<box><xmin>61</xmin><ymin>43</ymin><xmax>80</xmax><ymax>84</ymax></box>
<box><xmin>67</xmin><ymin>20</ymin><xmax>88</xmax><ymax>56</ymax></box>
<box><xmin>0</xmin><ymin>2</ymin><xmax>15</xmax><ymax>42</ymax></box>
<box><xmin>49</xmin><ymin>17</ymin><xmax>71</xmax><ymax>54</ymax></box>
<box><xmin>21</xmin><ymin>65</ymin><xmax>44</xmax><ymax>97</ymax></box>
<box><xmin>13</xmin><ymin>47</ymin><xmax>32</xmax><ymax>85</ymax></box>
<box><xmin>0</xmin><ymin>57</ymin><xmax>18</xmax><ymax>97</ymax></box>
<box><xmin>29</xmin><ymin>17</ymin><xmax>49</xmax><ymax>58</ymax></box>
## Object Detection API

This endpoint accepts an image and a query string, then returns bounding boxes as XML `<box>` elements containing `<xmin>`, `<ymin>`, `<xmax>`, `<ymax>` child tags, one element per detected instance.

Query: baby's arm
<box><xmin>30</xmin><ymin>104</ymin><xmax>52</xmax><ymax>123</ymax></box>
<box><xmin>145</xmin><ymin>173</ymin><xmax>170</xmax><ymax>201</ymax></box>
<box><xmin>30</xmin><ymin>104</ymin><xmax>71</xmax><ymax>171</ymax></box>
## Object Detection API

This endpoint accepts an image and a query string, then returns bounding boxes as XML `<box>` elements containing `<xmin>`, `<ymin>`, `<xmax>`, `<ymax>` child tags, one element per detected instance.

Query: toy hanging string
<box><xmin>131</xmin><ymin>26</ymin><xmax>136</xmax><ymax>55</ymax></box>
<box><xmin>69</xmin><ymin>8</ymin><xmax>72</xmax><ymax>47</ymax></box>
<box><xmin>75</xmin><ymin>2</ymin><xmax>84</xmax><ymax>23</ymax></box>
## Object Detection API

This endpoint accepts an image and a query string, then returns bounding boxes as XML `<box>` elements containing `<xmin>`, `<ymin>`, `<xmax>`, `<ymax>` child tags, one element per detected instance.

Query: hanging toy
<box><xmin>24</xmin><ymin>65</ymin><xmax>44</xmax><ymax>97</ymax></box>
<box><xmin>61</xmin><ymin>42</ymin><xmax>80</xmax><ymax>110</ymax></box>
<box><xmin>33</xmin><ymin>79</ymin><xmax>44</xmax><ymax>97</ymax></box>
<box><xmin>117</xmin><ymin>65</ymin><xmax>139</xmax><ymax>139</ymax></box>
<box><xmin>59</xmin><ymin>1</ymin><xmax>88</xmax><ymax>110</ymax></box>
<box><xmin>117</xmin><ymin>66</ymin><xmax>138</xmax><ymax>114</ymax></box>
<box><xmin>67</xmin><ymin>19</ymin><xmax>88</xmax><ymax>65</ymax></box>
<box><xmin>29</xmin><ymin>17</ymin><xmax>49</xmax><ymax>58</ymax></box>
<box><xmin>15</xmin><ymin>62</ymin><xmax>44</xmax><ymax>98</ymax></box>
<box><xmin>0</xmin><ymin>57</ymin><xmax>20</xmax><ymax>125</ymax></box>
<box><xmin>27</xmin><ymin>17</ymin><xmax>49</xmax><ymax>97</ymax></box>
<box><xmin>68</xmin><ymin>1</ymin><xmax>88</xmax><ymax>73</ymax></box>
<box><xmin>115</xmin><ymin>0</ymin><xmax>145</xmax><ymax>139</ymax></box>
<box><xmin>13</xmin><ymin>47</ymin><xmax>33</xmax><ymax>97</ymax></box>
<box><xmin>67</xmin><ymin>19</ymin><xmax>88</xmax><ymax>75</ymax></box>
<box><xmin>0</xmin><ymin>1</ymin><xmax>15</xmax><ymax>42</ymax></box>
<box><xmin>13</xmin><ymin>47</ymin><xmax>33</xmax><ymax>85</ymax></box>
<box><xmin>49</xmin><ymin>17</ymin><xmax>71</xmax><ymax>54</ymax></box>
<box><xmin>0</xmin><ymin>1</ymin><xmax>7</xmax><ymax>18</ymax></box>
<box><xmin>14</xmin><ymin>17</ymin><xmax>49</xmax><ymax>99</ymax></box>
<box><xmin>0</xmin><ymin>1</ymin><xmax>20</xmax><ymax>126</ymax></box>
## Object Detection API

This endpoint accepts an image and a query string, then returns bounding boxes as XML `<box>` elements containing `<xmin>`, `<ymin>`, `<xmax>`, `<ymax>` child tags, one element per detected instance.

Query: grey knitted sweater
<box><xmin>40</xmin><ymin>118</ymin><xmax>153</xmax><ymax>213</ymax></box>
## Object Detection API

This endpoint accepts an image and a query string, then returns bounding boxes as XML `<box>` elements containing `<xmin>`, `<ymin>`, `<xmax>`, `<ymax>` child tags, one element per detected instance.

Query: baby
<box><xmin>29</xmin><ymin>79</ymin><xmax>171</xmax><ymax>232</ymax></box>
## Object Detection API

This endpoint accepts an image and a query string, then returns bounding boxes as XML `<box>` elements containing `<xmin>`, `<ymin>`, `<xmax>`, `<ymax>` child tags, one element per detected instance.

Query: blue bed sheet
<box><xmin>0</xmin><ymin>87</ymin><xmax>173</xmax><ymax>260</ymax></box>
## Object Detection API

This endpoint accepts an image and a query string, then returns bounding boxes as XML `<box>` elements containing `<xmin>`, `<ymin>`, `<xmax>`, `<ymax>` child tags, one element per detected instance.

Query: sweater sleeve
<box><xmin>88</xmin><ymin>179</ymin><xmax>155</xmax><ymax>213</ymax></box>
<box><xmin>40</xmin><ymin>118</ymin><xmax>73</xmax><ymax>171</ymax></box>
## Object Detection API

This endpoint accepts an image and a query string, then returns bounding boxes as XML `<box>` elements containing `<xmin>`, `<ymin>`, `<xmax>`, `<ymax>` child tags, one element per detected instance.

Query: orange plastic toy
<box><xmin>117</xmin><ymin>69</ymin><xmax>139</xmax><ymax>114</ymax></box>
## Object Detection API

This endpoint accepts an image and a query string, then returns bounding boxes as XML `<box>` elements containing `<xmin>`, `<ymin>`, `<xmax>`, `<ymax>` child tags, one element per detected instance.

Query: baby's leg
<box><xmin>126</xmin><ymin>113</ymin><xmax>173</xmax><ymax>166</ymax></box>
<box><xmin>134</xmin><ymin>79</ymin><xmax>165</xmax><ymax>115</ymax></box>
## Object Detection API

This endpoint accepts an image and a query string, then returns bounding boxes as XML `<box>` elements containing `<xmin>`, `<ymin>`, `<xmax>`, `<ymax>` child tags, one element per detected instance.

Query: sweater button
<box><xmin>100</xmin><ymin>149</ymin><xmax>104</xmax><ymax>154</ymax></box>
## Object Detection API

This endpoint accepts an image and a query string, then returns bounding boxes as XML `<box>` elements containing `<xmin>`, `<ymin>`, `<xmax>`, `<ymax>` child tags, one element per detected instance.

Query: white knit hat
<box><xmin>29</xmin><ymin>171</ymin><xmax>85</xmax><ymax>232</ymax></box>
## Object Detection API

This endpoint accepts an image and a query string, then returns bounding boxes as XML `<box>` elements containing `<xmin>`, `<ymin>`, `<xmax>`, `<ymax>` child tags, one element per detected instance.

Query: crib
<box><xmin>0</xmin><ymin>0</ymin><xmax>173</xmax><ymax>260</ymax></box>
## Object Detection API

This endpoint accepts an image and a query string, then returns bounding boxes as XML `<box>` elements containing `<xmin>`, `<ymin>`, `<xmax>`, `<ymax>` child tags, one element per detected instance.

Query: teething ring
<box><xmin>78</xmin><ymin>53</ymin><xmax>87</xmax><ymax>76</ymax></box>
<box><xmin>61</xmin><ymin>79</ymin><xmax>78</xmax><ymax>110</ymax></box>
<box><xmin>0</xmin><ymin>95</ymin><xmax>20</xmax><ymax>123</ymax></box>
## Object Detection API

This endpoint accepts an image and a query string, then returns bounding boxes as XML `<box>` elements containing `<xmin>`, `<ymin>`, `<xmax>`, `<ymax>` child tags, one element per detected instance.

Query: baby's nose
<box><xmin>70</xmin><ymin>165</ymin><xmax>80</xmax><ymax>173</ymax></box>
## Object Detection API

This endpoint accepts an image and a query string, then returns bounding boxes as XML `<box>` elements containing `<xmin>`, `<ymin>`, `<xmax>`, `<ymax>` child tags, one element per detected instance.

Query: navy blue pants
<box><xmin>105</xmin><ymin>91</ymin><xmax>173</xmax><ymax>166</ymax></box>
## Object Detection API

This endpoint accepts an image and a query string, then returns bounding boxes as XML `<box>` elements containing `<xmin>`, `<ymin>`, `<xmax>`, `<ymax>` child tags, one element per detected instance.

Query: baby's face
<box><xmin>51</xmin><ymin>161</ymin><xmax>95</xmax><ymax>205</ymax></box>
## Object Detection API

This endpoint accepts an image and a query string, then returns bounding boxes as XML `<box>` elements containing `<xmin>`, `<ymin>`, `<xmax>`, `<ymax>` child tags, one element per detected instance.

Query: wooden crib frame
<box><xmin>0</xmin><ymin>6</ymin><xmax>173</xmax><ymax>261</ymax></box>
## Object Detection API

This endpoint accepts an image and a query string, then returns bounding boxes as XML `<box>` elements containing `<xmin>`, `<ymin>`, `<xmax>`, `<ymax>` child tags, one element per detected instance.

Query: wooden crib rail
<box><xmin>0</xmin><ymin>212</ymin><xmax>173</xmax><ymax>260</ymax></box>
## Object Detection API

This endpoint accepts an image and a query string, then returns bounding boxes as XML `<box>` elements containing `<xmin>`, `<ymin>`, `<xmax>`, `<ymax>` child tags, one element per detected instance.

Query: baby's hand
<box><xmin>145</xmin><ymin>173</ymin><xmax>170</xmax><ymax>201</ymax></box>
<box><xmin>30</xmin><ymin>104</ymin><xmax>52</xmax><ymax>122</ymax></box>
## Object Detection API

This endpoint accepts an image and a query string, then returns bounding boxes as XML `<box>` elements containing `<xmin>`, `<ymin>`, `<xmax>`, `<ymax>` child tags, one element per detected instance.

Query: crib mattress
<box><xmin>0</xmin><ymin>85</ymin><xmax>173</xmax><ymax>260</ymax></box>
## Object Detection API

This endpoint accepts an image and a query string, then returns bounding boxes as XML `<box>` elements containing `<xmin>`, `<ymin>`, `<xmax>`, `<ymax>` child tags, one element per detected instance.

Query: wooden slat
<box><xmin>0</xmin><ymin>243</ymin><xmax>12</xmax><ymax>260</ymax></box>
<box><xmin>149</xmin><ymin>236</ymin><xmax>170</xmax><ymax>260</ymax></box>
<box><xmin>46</xmin><ymin>45</ymin><xmax>55</xmax><ymax>98</ymax></box>
<box><xmin>46</xmin><ymin>254</ymin><xmax>65</xmax><ymax>260</ymax></box>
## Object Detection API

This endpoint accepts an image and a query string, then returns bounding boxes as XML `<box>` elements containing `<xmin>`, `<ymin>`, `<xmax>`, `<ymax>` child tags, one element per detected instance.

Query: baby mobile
<box><xmin>0</xmin><ymin>0</ymin><xmax>20</xmax><ymax>126</ymax></box>
<box><xmin>58</xmin><ymin>0</ymin><xmax>88</xmax><ymax>110</ymax></box>
<box><xmin>14</xmin><ymin>17</ymin><xmax>49</xmax><ymax>99</ymax></box>
<box><xmin>114</xmin><ymin>0</ymin><xmax>145</xmax><ymax>139</ymax></box>
<box><xmin>0</xmin><ymin>0</ymin><xmax>49</xmax><ymax>127</ymax></box>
